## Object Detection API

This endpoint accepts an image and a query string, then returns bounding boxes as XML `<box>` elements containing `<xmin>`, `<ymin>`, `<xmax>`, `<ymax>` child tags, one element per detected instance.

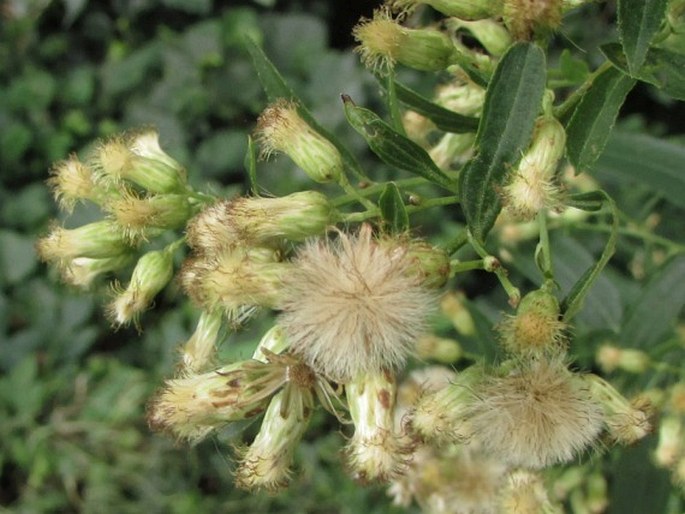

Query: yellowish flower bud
<box><xmin>255</xmin><ymin>100</ymin><xmax>343</xmax><ymax>183</ymax></box>
<box><xmin>128</xmin><ymin>129</ymin><xmax>184</xmax><ymax>174</ymax></box>
<box><xmin>499</xmin><ymin>470</ymin><xmax>563</xmax><ymax>514</ymax></box>
<box><xmin>180</xmin><ymin>247</ymin><xmax>290</xmax><ymax>325</ymax></box>
<box><xmin>106</xmin><ymin>192</ymin><xmax>192</xmax><ymax>241</ymax></box>
<box><xmin>497</xmin><ymin>288</ymin><xmax>566</xmax><ymax>356</ymax></box>
<box><xmin>669</xmin><ymin>383</ymin><xmax>685</xmax><ymax>414</ymax></box>
<box><xmin>252</xmin><ymin>325</ymin><xmax>290</xmax><ymax>363</ymax></box>
<box><xmin>94</xmin><ymin>137</ymin><xmax>187</xmax><ymax>194</ymax></box>
<box><xmin>353</xmin><ymin>8</ymin><xmax>455</xmax><ymax>71</ymax></box>
<box><xmin>382</xmin><ymin>239</ymin><xmax>450</xmax><ymax>289</ymax></box>
<box><xmin>391</xmin><ymin>0</ymin><xmax>500</xmax><ymax>20</ymax></box>
<box><xmin>596</xmin><ymin>344</ymin><xmax>650</xmax><ymax>374</ymax></box>
<box><xmin>416</xmin><ymin>335</ymin><xmax>462</xmax><ymax>363</ymax></box>
<box><xmin>655</xmin><ymin>415</ymin><xmax>683</xmax><ymax>468</ymax></box>
<box><xmin>345</xmin><ymin>371</ymin><xmax>412</xmax><ymax>483</ymax></box>
<box><xmin>47</xmin><ymin>156</ymin><xmax>106</xmax><ymax>212</ymax></box>
<box><xmin>586</xmin><ymin>469</ymin><xmax>609</xmax><ymax>513</ymax></box>
<box><xmin>585</xmin><ymin>375</ymin><xmax>652</xmax><ymax>445</ymax></box>
<box><xmin>503</xmin><ymin>0</ymin><xmax>563</xmax><ymax>40</ymax></box>
<box><xmin>402</xmin><ymin>110</ymin><xmax>435</xmax><ymax>147</ymax></box>
<box><xmin>186</xmin><ymin>191</ymin><xmax>333</xmax><ymax>253</ymax></box>
<box><xmin>235</xmin><ymin>389</ymin><xmax>311</xmax><ymax>492</ymax></box>
<box><xmin>503</xmin><ymin>116</ymin><xmax>566</xmax><ymax>221</ymax></box>
<box><xmin>37</xmin><ymin>220</ymin><xmax>132</xmax><ymax>263</ymax></box>
<box><xmin>107</xmin><ymin>248</ymin><xmax>174</xmax><ymax>327</ymax></box>
<box><xmin>58</xmin><ymin>254</ymin><xmax>134</xmax><ymax>289</ymax></box>
<box><xmin>435</xmin><ymin>80</ymin><xmax>486</xmax><ymax>117</ymax></box>
<box><xmin>180</xmin><ymin>310</ymin><xmax>224</xmax><ymax>373</ymax></box>
<box><xmin>440</xmin><ymin>291</ymin><xmax>476</xmax><ymax>336</ymax></box>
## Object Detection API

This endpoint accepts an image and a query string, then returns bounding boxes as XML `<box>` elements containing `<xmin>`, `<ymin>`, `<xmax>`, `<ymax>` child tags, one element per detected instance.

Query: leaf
<box><xmin>342</xmin><ymin>95</ymin><xmax>456</xmax><ymax>192</ymax></box>
<box><xmin>618</xmin><ymin>0</ymin><xmax>669</xmax><ymax>74</ymax></box>
<box><xmin>459</xmin><ymin>42</ymin><xmax>546</xmax><ymax>242</ymax></box>
<box><xmin>391</xmin><ymin>81</ymin><xmax>479</xmax><ymax>133</ymax></box>
<box><xmin>561</xmin><ymin>190</ymin><xmax>619</xmax><ymax>324</ymax></box>
<box><xmin>379</xmin><ymin>183</ymin><xmax>409</xmax><ymax>233</ymax></box>
<box><xmin>245</xmin><ymin>135</ymin><xmax>258</xmax><ymax>195</ymax></box>
<box><xmin>620</xmin><ymin>254</ymin><xmax>685</xmax><ymax>348</ymax></box>
<box><xmin>565</xmin><ymin>65</ymin><xmax>636</xmax><ymax>173</ymax></box>
<box><xmin>243</xmin><ymin>37</ymin><xmax>369</xmax><ymax>180</ymax></box>
<box><xmin>595</xmin><ymin>131</ymin><xmax>685</xmax><ymax>209</ymax></box>
<box><xmin>602</xmin><ymin>42</ymin><xmax>685</xmax><ymax>100</ymax></box>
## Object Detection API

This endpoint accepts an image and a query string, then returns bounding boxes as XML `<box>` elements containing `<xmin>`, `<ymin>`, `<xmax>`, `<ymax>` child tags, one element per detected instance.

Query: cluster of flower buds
<box><xmin>37</xmin><ymin>130</ymin><xmax>197</xmax><ymax>327</ymax></box>
<box><xmin>652</xmin><ymin>383</ymin><xmax>685</xmax><ymax>490</ymax></box>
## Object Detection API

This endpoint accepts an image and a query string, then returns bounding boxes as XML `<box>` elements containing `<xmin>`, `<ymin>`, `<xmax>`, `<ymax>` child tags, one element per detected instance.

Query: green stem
<box><xmin>386</xmin><ymin>69</ymin><xmax>406</xmax><ymax>136</ymax></box>
<box><xmin>450</xmin><ymin>259</ymin><xmax>486</xmax><ymax>275</ymax></box>
<box><xmin>571</xmin><ymin>222</ymin><xmax>685</xmax><ymax>254</ymax></box>
<box><xmin>442</xmin><ymin>230</ymin><xmax>469</xmax><ymax>255</ymax></box>
<box><xmin>337</xmin><ymin>174</ymin><xmax>377</xmax><ymax>211</ymax></box>
<box><xmin>467</xmin><ymin>231</ymin><xmax>521</xmax><ymax>307</ymax></box>
<box><xmin>537</xmin><ymin>209</ymin><xmax>554</xmax><ymax>280</ymax></box>
<box><xmin>554</xmin><ymin>60</ymin><xmax>612</xmax><ymax>121</ymax></box>
<box><xmin>339</xmin><ymin>194</ymin><xmax>460</xmax><ymax>223</ymax></box>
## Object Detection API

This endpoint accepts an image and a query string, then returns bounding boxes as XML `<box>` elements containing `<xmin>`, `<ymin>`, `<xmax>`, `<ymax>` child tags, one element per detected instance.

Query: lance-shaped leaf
<box><xmin>602</xmin><ymin>42</ymin><xmax>685</xmax><ymax>101</ymax></box>
<box><xmin>244</xmin><ymin>135</ymin><xmax>258</xmax><ymax>195</ymax></box>
<box><xmin>565</xmin><ymin>64</ymin><xmax>635</xmax><ymax>173</ymax></box>
<box><xmin>390</xmin><ymin>81</ymin><xmax>479</xmax><ymax>133</ymax></box>
<box><xmin>342</xmin><ymin>95</ymin><xmax>456</xmax><ymax>192</ymax></box>
<box><xmin>379</xmin><ymin>183</ymin><xmax>409</xmax><ymax>233</ymax></box>
<box><xmin>458</xmin><ymin>42</ymin><xmax>546</xmax><ymax>242</ymax></box>
<box><xmin>561</xmin><ymin>190</ymin><xmax>618</xmax><ymax>323</ymax></box>
<box><xmin>618</xmin><ymin>0</ymin><xmax>668</xmax><ymax>74</ymax></box>
<box><xmin>243</xmin><ymin>37</ymin><xmax>368</xmax><ymax>180</ymax></box>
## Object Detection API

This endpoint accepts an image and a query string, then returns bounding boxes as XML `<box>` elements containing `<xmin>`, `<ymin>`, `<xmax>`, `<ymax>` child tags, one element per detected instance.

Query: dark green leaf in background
<box><xmin>602</xmin><ymin>42</ymin><xmax>685</xmax><ymax>101</ymax></box>
<box><xmin>596</xmin><ymin>131</ymin><xmax>685</xmax><ymax>209</ymax></box>
<box><xmin>620</xmin><ymin>254</ymin><xmax>685</xmax><ymax>348</ymax></box>
<box><xmin>378</xmin><ymin>183</ymin><xmax>409</xmax><ymax>233</ymax></box>
<box><xmin>342</xmin><ymin>95</ymin><xmax>456</xmax><ymax>192</ymax></box>
<box><xmin>618</xmin><ymin>0</ymin><xmax>669</xmax><ymax>74</ymax></box>
<box><xmin>459</xmin><ymin>42</ymin><xmax>546</xmax><ymax>242</ymax></box>
<box><xmin>565</xmin><ymin>65</ymin><xmax>636</xmax><ymax>173</ymax></box>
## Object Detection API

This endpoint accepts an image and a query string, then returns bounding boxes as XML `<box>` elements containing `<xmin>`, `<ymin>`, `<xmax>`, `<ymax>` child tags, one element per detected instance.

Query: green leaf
<box><xmin>245</xmin><ymin>135</ymin><xmax>258</xmax><ymax>195</ymax></box>
<box><xmin>561</xmin><ymin>190</ymin><xmax>619</xmax><ymax>323</ymax></box>
<box><xmin>620</xmin><ymin>254</ymin><xmax>685</xmax><ymax>348</ymax></box>
<box><xmin>243</xmin><ymin>37</ymin><xmax>368</xmax><ymax>180</ymax></box>
<box><xmin>391</xmin><ymin>81</ymin><xmax>479</xmax><ymax>133</ymax></box>
<box><xmin>596</xmin><ymin>131</ymin><xmax>685</xmax><ymax>209</ymax></box>
<box><xmin>602</xmin><ymin>42</ymin><xmax>685</xmax><ymax>100</ymax></box>
<box><xmin>565</xmin><ymin>65</ymin><xmax>636</xmax><ymax>173</ymax></box>
<box><xmin>342</xmin><ymin>96</ymin><xmax>456</xmax><ymax>192</ymax></box>
<box><xmin>459</xmin><ymin>42</ymin><xmax>546</xmax><ymax>242</ymax></box>
<box><xmin>378</xmin><ymin>183</ymin><xmax>409</xmax><ymax>233</ymax></box>
<box><xmin>618</xmin><ymin>0</ymin><xmax>669</xmax><ymax>74</ymax></box>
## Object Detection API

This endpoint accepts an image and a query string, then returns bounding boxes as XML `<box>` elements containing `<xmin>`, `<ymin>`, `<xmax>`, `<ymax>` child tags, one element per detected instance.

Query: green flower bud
<box><xmin>429</xmin><ymin>132</ymin><xmax>476</xmax><ymax>170</ymax></box>
<box><xmin>94</xmin><ymin>137</ymin><xmax>187</xmax><ymax>194</ymax></box>
<box><xmin>107</xmin><ymin>248</ymin><xmax>174</xmax><ymax>327</ymax></box>
<box><xmin>106</xmin><ymin>192</ymin><xmax>192</xmax><ymax>241</ymax></box>
<box><xmin>353</xmin><ymin>8</ymin><xmax>456</xmax><ymax>72</ymax></box>
<box><xmin>655</xmin><ymin>416</ymin><xmax>683</xmax><ymax>467</ymax></box>
<box><xmin>186</xmin><ymin>191</ymin><xmax>333</xmax><ymax>252</ymax></box>
<box><xmin>596</xmin><ymin>344</ymin><xmax>650</xmax><ymax>374</ymax></box>
<box><xmin>58</xmin><ymin>254</ymin><xmax>134</xmax><ymax>289</ymax></box>
<box><xmin>47</xmin><ymin>156</ymin><xmax>111</xmax><ymax>212</ymax></box>
<box><xmin>416</xmin><ymin>335</ymin><xmax>462</xmax><ymax>363</ymax></box>
<box><xmin>255</xmin><ymin>100</ymin><xmax>343</xmax><ymax>184</ymax></box>
<box><xmin>37</xmin><ymin>220</ymin><xmax>132</xmax><ymax>263</ymax></box>
<box><xmin>435</xmin><ymin>80</ymin><xmax>486</xmax><ymax>117</ymax></box>
<box><xmin>403</xmin><ymin>240</ymin><xmax>451</xmax><ymax>288</ymax></box>
<box><xmin>252</xmin><ymin>325</ymin><xmax>290</xmax><ymax>363</ymax></box>
<box><xmin>391</xmin><ymin>0</ymin><xmax>501</xmax><ymax>20</ymax></box>
<box><xmin>440</xmin><ymin>291</ymin><xmax>476</xmax><ymax>336</ymax></box>
<box><xmin>448</xmin><ymin>18</ymin><xmax>513</xmax><ymax>56</ymax></box>
<box><xmin>180</xmin><ymin>310</ymin><xmax>224</xmax><ymax>373</ymax></box>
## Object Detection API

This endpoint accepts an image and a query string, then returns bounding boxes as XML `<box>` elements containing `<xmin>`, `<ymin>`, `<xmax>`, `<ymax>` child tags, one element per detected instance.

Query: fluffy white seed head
<box><xmin>277</xmin><ymin>224</ymin><xmax>436</xmax><ymax>382</ymax></box>
<box><xmin>467</xmin><ymin>358</ymin><xmax>603</xmax><ymax>469</ymax></box>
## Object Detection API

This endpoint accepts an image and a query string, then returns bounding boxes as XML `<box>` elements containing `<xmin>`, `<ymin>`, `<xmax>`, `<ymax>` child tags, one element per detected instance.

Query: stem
<box><xmin>331</xmin><ymin>176</ymin><xmax>429</xmax><ymax>207</ymax></box>
<box><xmin>338</xmin><ymin>194</ymin><xmax>460</xmax><ymax>223</ymax></box>
<box><xmin>386</xmin><ymin>69</ymin><xmax>406</xmax><ymax>136</ymax></box>
<box><xmin>537</xmin><ymin>209</ymin><xmax>554</xmax><ymax>280</ymax></box>
<box><xmin>467</xmin><ymin>231</ymin><xmax>521</xmax><ymax>307</ymax></box>
<box><xmin>442</xmin><ymin>230</ymin><xmax>469</xmax><ymax>255</ymax></box>
<box><xmin>571</xmin><ymin>222</ymin><xmax>685</xmax><ymax>254</ymax></box>
<box><xmin>554</xmin><ymin>61</ymin><xmax>612</xmax><ymax>121</ymax></box>
<box><xmin>337</xmin><ymin>174</ymin><xmax>377</xmax><ymax>211</ymax></box>
<box><xmin>450</xmin><ymin>259</ymin><xmax>486</xmax><ymax>275</ymax></box>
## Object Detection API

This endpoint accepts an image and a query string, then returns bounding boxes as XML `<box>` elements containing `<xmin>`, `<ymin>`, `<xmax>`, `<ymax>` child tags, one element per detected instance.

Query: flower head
<box><xmin>278</xmin><ymin>224</ymin><xmax>436</xmax><ymax>382</ymax></box>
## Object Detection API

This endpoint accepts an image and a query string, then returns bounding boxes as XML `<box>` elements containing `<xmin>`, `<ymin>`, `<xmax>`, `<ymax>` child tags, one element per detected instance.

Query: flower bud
<box><xmin>402</xmin><ymin>240</ymin><xmax>451</xmax><ymax>288</ymax></box>
<box><xmin>255</xmin><ymin>100</ymin><xmax>342</xmax><ymax>183</ymax></box>
<box><xmin>187</xmin><ymin>191</ymin><xmax>333</xmax><ymax>253</ymax></box>
<box><xmin>128</xmin><ymin>129</ymin><xmax>185</xmax><ymax>174</ymax></box>
<box><xmin>107</xmin><ymin>248</ymin><xmax>174</xmax><ymax>327</ymax></box>
<box><xmin>180</xmin><ymin>310</ymin><xmax>224</xmax><ymax>373</ymax></box>
<box><xmin>252</xmin><ymin>325</ymin><xmax>290</xmax><ymax>363</ymax></box>
<box><xmin>668</xmin><ymin>383</ymin><xmax>685</xmax><ymax>414</ymax></box>
<box><xmin>345</xmin><ymin>371</ymin><xmax>412</xmax><ymax>483</ymax></box>
<box><xmin>180</xmin><ymin>247</ymin><xmax>290</xmax><ymax>325</ymax></box>
<box><xmin>47</xmin><ymin>156</ymin><xmax>108</xmax><ymax>212</ymax></box>
<box><xmin>585</xmin><ymin>375</ymin><xmax>652</xmax><ymax>445</ymax></box>
<box><xmin>94</xmin><ymin>137</ymin><xmax>187</xmax><ymax>194</ymax></box>
<box><xmin>503</xmin><ymin>116</ymin><xmax>566</xmax><ymax>221</ymax></box>
<box><xmin>596</xmin><ymin>344</ymin><xmax>650</xmax><ymax>374</ymax></box>
<box><xmin>497</xmin><ymin>288</ymin><xmax>566</xmax><ymax>356</ymax></box>
<box><xmin>435</xmin><ymin>80</ymin><xmax>486</xmax><ymax>117</ymax></box>
<box><xmin>106</xmin><ymin>192</ymin><xmax>192</xmax><ymax>241</ymax></box>
<box><xmin>503</xmin><ymin>0</ymin><xmax>563</xmax><ymax>40</ymax></box>
<box><xmin>440</xmin><ymin>291</ymin><xmax>476</xmax><ymax>336</ymax></box>
<box><xmin>416</xmin><ymin>335</ymin><xmax>462</xmax><ymax>363</ymax></box>
<box><xmin>429</xmin><ymin>132</ymin><xmax>476</xmax><ymax>169</ymax></box>
<box><xmin>391</xmin><ymin>0</ymin><xmax>501</xmax><ymax>20</ymax></box>
<box><xmin>353</xmin><ymin>8</ymin><xmax>456</xmax><ymax>72</ymax></box>
<box><xmin>235</xmin><ymin>389</ymin><xmax>311</xmax><ymax>492</ymax></box>
<box><xmin>586</xmin><ymin>469</ymin><xmax>609</xmax><ymax>513</ymax></box>
<box><xmin>37</xmin><ymin>220</ymin><xmax>132</xmax><ymax>263</ymax></box>
<box><xmin>499</xmin><ymin>470</ymin><xmax>563</xmax><ymax>514</ymax></box>
<box><xmin>655</xmin><ymin>415</ymin><xmax>683</xmax><ymax>467</ymax></box>
<box><xmin>58</xmin><ymin>254</ymin><xmax>134</xmax><ymax>289</ymax></box>
<box><xmin>402</xmin><ymin>110</ymin><xmax>435</xmax><ymax>147</ymax></box>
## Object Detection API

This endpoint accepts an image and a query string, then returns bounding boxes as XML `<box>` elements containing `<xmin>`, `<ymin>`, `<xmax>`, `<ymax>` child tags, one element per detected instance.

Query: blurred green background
<box><xmin>2</xmin><ymin>1</ymin><xmax>685</xmax><ymax>513</ymax></box>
